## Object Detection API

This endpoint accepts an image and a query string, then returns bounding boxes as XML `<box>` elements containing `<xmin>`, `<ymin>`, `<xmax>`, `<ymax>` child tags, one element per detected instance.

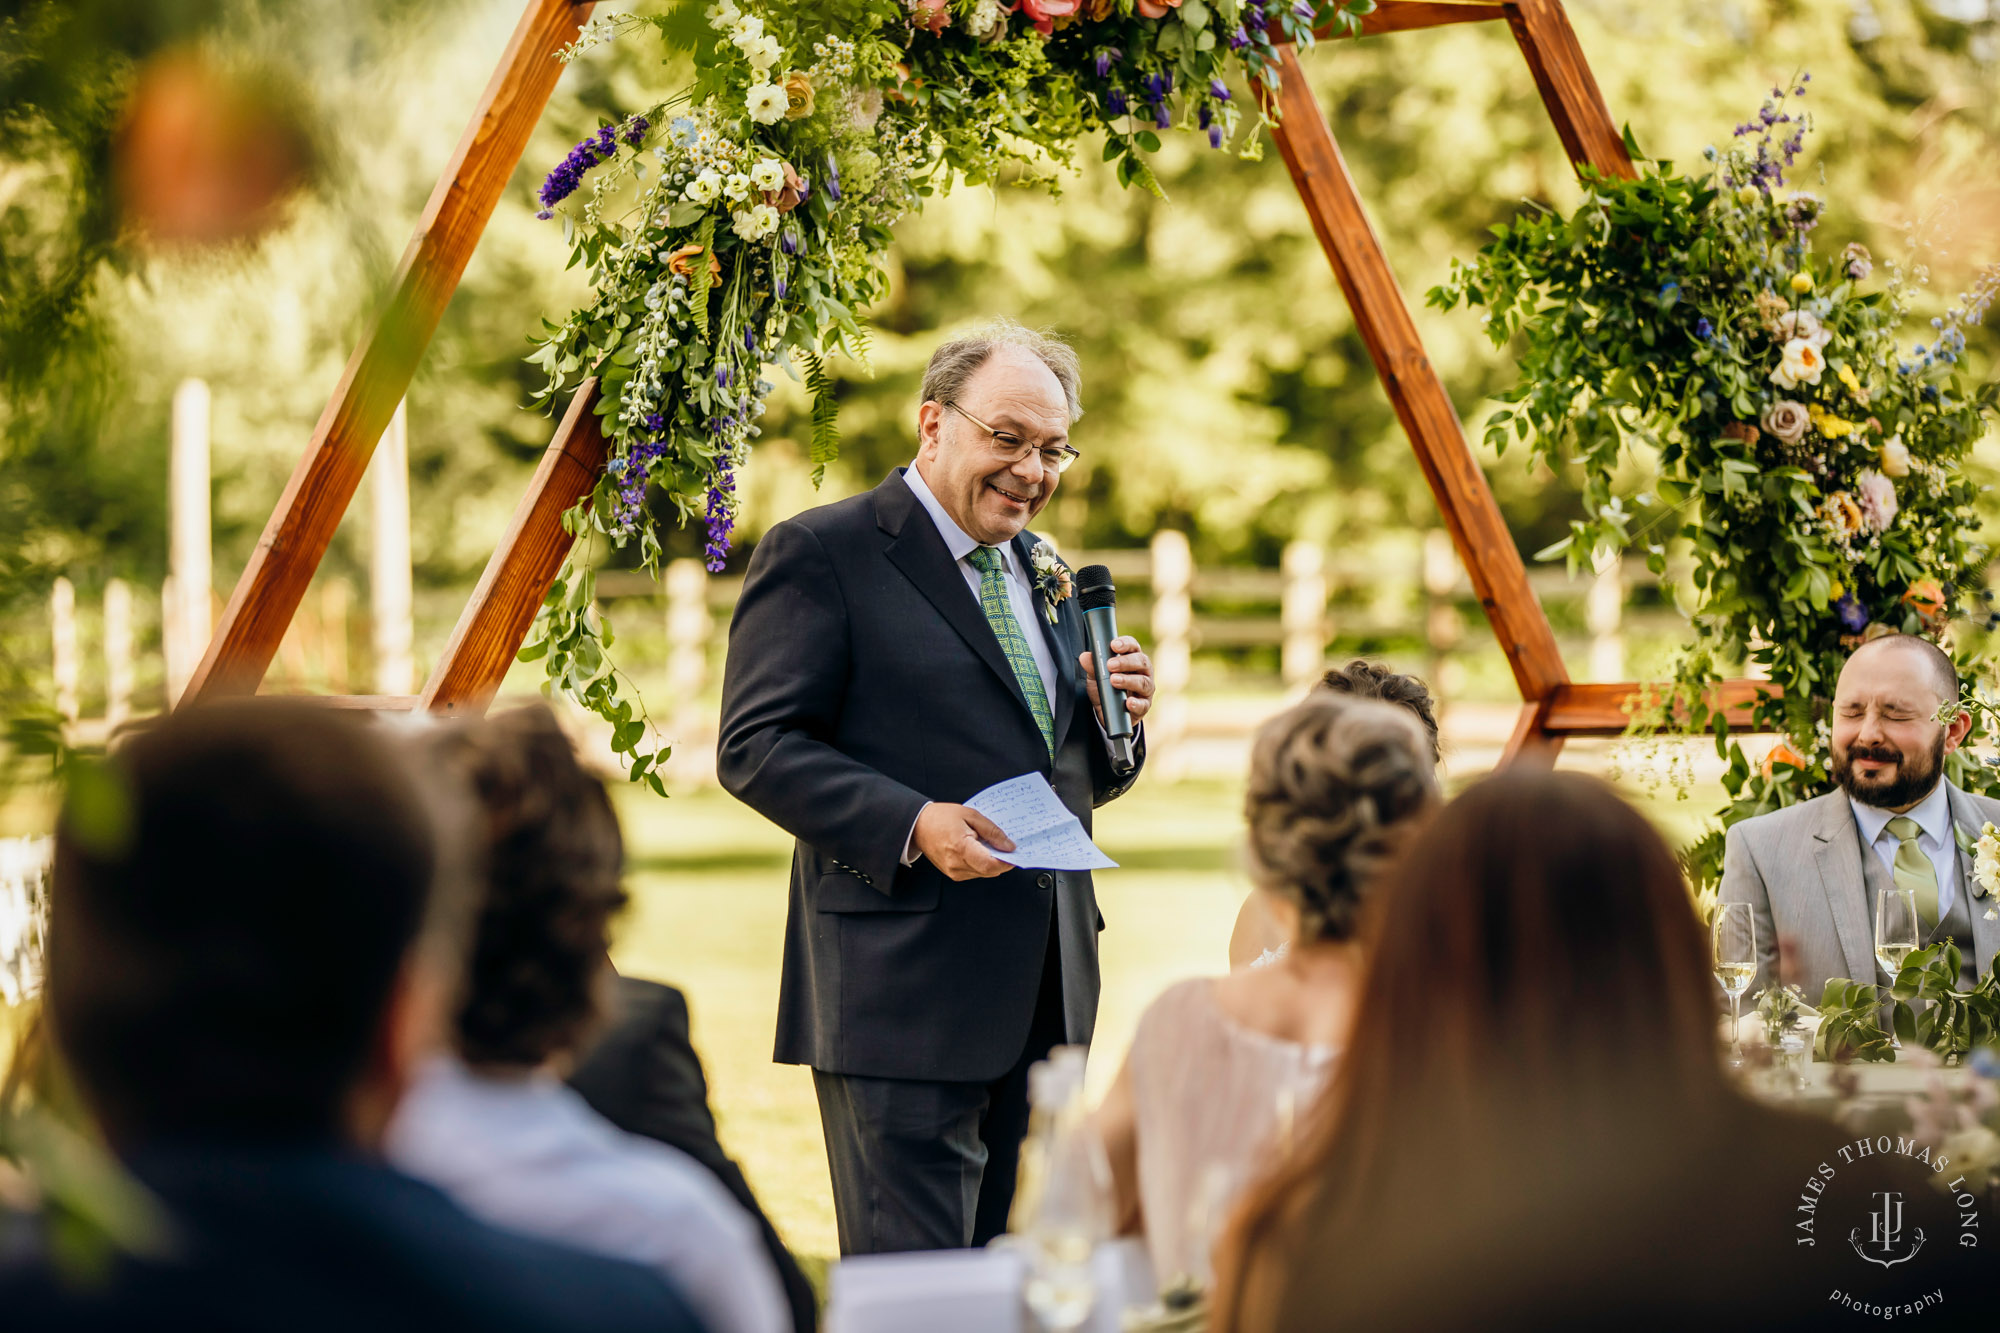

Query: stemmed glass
<box><xmin>1875</xmin><ymin>887</ymin><xmax>1920</xmax><ymax>1050</ymax></box>
<box><xmin>1711</xmin><ymin>903</ymin><xmax>1756</xmax><ymax>1066</ymax></box>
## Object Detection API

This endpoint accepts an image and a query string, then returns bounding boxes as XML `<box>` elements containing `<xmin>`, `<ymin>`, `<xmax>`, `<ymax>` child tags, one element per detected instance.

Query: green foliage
<box><xmin>1433</xmin><ymin>91</ymin><xmax>1998</xmax><ymax>886</ymax></box>
<box><xmin>1815</xmin><ymin>942</ymin><xmax>2000</xmax><ymax>1063</ymax></box>
<box><xmin>519</xmin><ymin>562</ymin><xmax>671</xmax><ymax>791</ymax></box>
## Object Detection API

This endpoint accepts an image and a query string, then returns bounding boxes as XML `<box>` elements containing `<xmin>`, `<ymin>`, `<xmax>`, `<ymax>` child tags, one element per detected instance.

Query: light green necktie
<box><xmin>1884</xmin><ymin>816</ymin><xmax>1940</xmax><ymax>933</ymax></box>
<box><xmin>966</xmin><ymin>545</ymin><xmax>1055</xmax><ymax>759</ymax></box>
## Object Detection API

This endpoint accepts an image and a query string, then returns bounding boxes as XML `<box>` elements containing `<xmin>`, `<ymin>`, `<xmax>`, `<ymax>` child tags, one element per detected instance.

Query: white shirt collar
<box><xmin>902</xmin><ymin>462</ymin><xmax>1017</xmax><ymax>573</ymax></box>
<box><xmin>1851</xmin><ymin>778</ymin><xmax>1953</xmax><ymax>851</ymax></box>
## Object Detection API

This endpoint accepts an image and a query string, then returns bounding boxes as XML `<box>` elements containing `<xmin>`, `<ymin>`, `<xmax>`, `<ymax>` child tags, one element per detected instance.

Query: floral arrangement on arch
<box><xmin>517</xmin><ymin>0</ymin><xmax>1369</xmax><ymax>788</ymax></box>
<box><xmin>1431</xmin><ymin>77</ymin><xmax>2000</xmax><ymax>888</ymax></box>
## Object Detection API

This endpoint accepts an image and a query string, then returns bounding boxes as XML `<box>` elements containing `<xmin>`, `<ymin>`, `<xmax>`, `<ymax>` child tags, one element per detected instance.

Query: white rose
<box><xmin>731</xmin><ymin>14</ymin><xmax>765</xmax><ymax>42</ymax></box>
<box><xmin>1879</xmin><ymin>435</ymin><xmax>1911</xmax><ymax>478</ymax></box>
<box><xmin>731</xmin><ymin>203</ymin><xmax>779</xmax><ymax>242</ymax></box>
<box><xmin>745</xmin><ymin>82</ymin><xmax>788</xmax><ymax>126</ymax></box>
<box><xmin>1770</xmin><ymin>337</ymin><xmax>1824</xmax><ymax>390</ymax></box>
<box><xmin>705</xmin><ymin>0</ymin><xmax>741</xmax><ymax>28</ymax></box>
<box><xmin>1855</xmin><ymin>470</ymin><xmax>1898</xmax><ymax>533</ymax></box>
<box><xmin>1775</xmin><ymin>308</ymin><xmax>1832</xmax><ymax>350</ymax></box>
<box><xmin>748</xmin><ymin>157</ymin><xmax>785</xmax><ymax>191</ymax></box>
<box><xmin>966</xmin><ymin>0</ymin><xmax>1003</xmax><ymax>35</ymax></box>
<box><xmin>720</xmin><ymin>172</ymin><xmax>749</xmax><ymax>202</ymax></box>
<box><xmin>684</xmin><ymin>169</ymin><xmax>723</xmax><ymax>205</ymax></box>
<box><xmin>745</xmin><ymin>34</ymin><xmax>782</xmax><ymax>71</ymax></box>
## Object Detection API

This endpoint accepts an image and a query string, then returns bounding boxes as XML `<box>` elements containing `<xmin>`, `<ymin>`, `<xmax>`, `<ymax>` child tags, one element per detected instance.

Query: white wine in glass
<box><xmin>1712</xmin><ymin>903</ymin><xmax>1756</xmax><ymax>1066</ymax></box>
<box><xmin>1875</xmin><ymin>888</ymin><xmax>1920</xmax><ymax>1050</ymax></box>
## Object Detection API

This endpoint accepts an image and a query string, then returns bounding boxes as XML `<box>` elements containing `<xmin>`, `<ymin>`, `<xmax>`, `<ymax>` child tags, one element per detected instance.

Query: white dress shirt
<box><xmin>387</xmin><ymin>1055</ymin><xmax>788</xmax><ymax>1333</ymax></box>
<box><xmin>1850</xmin><ymin>780</ymin><xmax>1960</xmax><ymax>918</ymax></box>
<box><xmin>901</xmin><ymin>462</ymin><xmax>1058</xmax><ymax>701</ymax></box>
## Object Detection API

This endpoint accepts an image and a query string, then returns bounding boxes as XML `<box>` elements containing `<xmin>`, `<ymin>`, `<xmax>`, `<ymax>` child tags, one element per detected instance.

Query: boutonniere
<box><xmin>1029</xmin><ymin>542</ymin><xmax>1073</xmax><ymax>626</ymax></box>
<box><xmin>1964</xmin><ymin>821</ymin><xmax>2000</xmax><ymax>920</ymax></box>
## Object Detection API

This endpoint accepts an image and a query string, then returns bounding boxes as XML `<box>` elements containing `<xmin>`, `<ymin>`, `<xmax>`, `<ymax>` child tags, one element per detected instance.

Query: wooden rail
<box><xmin>181</xmin><ymin>0</ymin><xmax>596</xmax><ymax>705</ymax></box>
<box><xmin>421</xmin><ymin>380</ymin><xmax>611</xmax><ymax>715</ymax></box>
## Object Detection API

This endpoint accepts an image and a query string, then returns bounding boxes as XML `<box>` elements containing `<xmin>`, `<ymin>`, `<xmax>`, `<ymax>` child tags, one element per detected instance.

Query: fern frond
<box><xmin>689</xmin><ymin>213</ymin><xmax>718</xmax><ymax>339</ymax></box>
<box><xmin>803</xmin><ymin>352</ymin><xmax>841</xmax><ymax>487</ymax></box>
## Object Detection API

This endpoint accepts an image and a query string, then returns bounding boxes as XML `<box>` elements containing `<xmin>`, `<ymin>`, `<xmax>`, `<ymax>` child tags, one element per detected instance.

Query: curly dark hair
<box><xmin>1244</xmin><ymin>694</ymin><xmax>1435</xmax><ymax>943</ymax></box>
<box><xmin>1315</xmin><ymin>660</ymin><xmax>1440</xmax><ymax>764</ymax></box>
<box><xmin>432</xmin><ymin>705</ymin><xmax>627</xmax><ymax>1068</ymax></box>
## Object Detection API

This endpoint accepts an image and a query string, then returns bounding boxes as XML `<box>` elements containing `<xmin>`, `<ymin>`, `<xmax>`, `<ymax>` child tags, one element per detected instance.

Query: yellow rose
<box><xmin>781</xmin><ymin>70</ymin><xmax>814</xmax><ymax>119</ymax></box>
<box><xmin>1789</xmin><ymin>271</ymin><xmax>1814</xmax><ymax>294</ymax></box>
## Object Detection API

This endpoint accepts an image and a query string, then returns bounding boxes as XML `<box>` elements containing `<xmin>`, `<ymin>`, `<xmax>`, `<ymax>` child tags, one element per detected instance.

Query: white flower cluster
<box><xmin>965</xmin><ymin>0</ymin><xmax>1005</xmax><ymax>37</ymax></box>
<box><xmin>708</xmin><ymin>0</ymin><xmax>790</xmax><ymax>126</ymax></box>
<box><xmin>809</xmin><ymin>35</ymin><xmax>857</xmax><ymax>80</ymax></box>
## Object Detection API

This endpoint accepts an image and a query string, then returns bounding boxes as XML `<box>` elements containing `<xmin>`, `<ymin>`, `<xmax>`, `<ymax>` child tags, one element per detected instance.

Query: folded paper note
<box><xmin>965</xmin><ymin>773</ymin><xmax>1118</xmax><ymax>872</ymax></box>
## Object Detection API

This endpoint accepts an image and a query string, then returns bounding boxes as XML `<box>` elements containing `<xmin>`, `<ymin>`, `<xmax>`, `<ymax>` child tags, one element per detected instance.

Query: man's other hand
<box><xmin>913</xmin><ymin>803</ymin><xmax>1015</xmax><ymax>881</ymax></box>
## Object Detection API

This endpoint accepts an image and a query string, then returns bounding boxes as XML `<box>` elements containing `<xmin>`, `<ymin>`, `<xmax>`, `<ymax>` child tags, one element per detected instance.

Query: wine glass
<box><xmin>1875</xmin><ymin>887</ymin><xmax>1920</xmax><ymax>1050</ymax></box>
<box><xmin>1711</xmin><ymin>903</ymin><xmax>1756</xmax><ymax>1066</ymax></box>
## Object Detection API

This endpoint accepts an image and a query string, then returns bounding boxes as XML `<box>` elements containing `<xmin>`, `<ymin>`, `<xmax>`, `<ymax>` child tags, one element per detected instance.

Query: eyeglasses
<box><xmin>943</xmin><ymin>400</ymin><xmax>1081</xmax><ymax>475</ymax></box>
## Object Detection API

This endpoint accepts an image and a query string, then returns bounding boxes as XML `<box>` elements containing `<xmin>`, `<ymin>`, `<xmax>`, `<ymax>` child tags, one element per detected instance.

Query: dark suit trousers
<box><xmin>813</xmin><ymin>917</ymin><xmax>1068</xmax><ymax>1255</ymax></box>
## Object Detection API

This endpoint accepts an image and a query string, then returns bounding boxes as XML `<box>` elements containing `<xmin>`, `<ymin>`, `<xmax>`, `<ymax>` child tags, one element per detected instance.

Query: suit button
<box><xmin>1036</xmin><ymin>873</ymin><xmax>1054</xmax><ymax>890</ymax></box>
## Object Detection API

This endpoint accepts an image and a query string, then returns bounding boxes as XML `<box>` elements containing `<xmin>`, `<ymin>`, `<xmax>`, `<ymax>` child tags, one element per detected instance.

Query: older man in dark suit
<box><xmin>718</xmin><ymin>319</ymin><xmax>1154</xmax><ymax>1255</ymax></box>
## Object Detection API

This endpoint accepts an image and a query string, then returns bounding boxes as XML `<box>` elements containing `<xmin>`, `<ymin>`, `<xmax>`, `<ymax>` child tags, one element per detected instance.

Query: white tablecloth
<box><xmin>826</xmin><ymin>1238</ymin><xmax>1158</xmax><ymax>1333</ymax></box>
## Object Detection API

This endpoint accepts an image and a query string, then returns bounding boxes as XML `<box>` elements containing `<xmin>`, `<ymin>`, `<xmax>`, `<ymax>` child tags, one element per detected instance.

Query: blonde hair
<box><xmin>1244</xmin><ymin>695</ymin><xmax>1434</xmax><ymax>942</ymax></box>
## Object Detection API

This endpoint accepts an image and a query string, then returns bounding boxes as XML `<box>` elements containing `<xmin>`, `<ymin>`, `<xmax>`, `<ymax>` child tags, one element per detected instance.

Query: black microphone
<box><xmin>1075</xmin><ymin>565</ymin><xmax>1137</xmax><ymax>776</ymax></box>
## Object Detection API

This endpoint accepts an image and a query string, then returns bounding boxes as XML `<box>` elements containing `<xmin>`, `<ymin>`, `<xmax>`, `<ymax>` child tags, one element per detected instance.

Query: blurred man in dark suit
<box><xmin>0</xmin><ymin>702</ymin><xmax>703</xmax><ymax>1333</ymax></box>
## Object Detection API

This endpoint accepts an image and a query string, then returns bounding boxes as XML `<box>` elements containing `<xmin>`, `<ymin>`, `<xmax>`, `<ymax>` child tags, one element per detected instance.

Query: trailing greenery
<box><xmin>1815</xmin><ymin>942</ymin><xmax>2000</xmax><ymax>1063</ymax></box>
<box><xmin>1432</xmin><ymin>86</ymin><xmax>2000</xmax><ymax>887</ymax></box>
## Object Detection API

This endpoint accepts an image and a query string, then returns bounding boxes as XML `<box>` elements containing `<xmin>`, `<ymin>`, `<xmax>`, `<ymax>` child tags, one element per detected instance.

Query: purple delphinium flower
<box><xmin>1228</xmin><ymin>24</ymin><xmax>1250</xmax><ymax>48</ymax></box>
<box><xmin>536</xmin><ymin>128</ymin><xmax>616</xmax><ymax>217</ymax></box>
<box><xmin>1209</xmin><ymin>78</ymin><xmax>1230</xmax><ymax>101</ymax></box>
<box><xmin>703</xmin><ymin>466</ymin><xmax>738</xmax><ymax>572</ymax></box>
<box><xmin>1153</xmin><ymin>102</ymin><xmax>1171</xmax><ymax>130</ymax></box>
<box><xmin>612</xmin><ymin>437</ymin><xmax>667</xmax><ymax>531</ymax></box>
<box><xmin>1244</xmin><ymin>4</ymin><xmax>1268</xmax><ymax>29</ymax></box>
<box><xmin>622</xmin><ymin>115</ymin><xmax>650</xmax><ymax>147</ymax></box>
<box><xmin>1094</xmin><ymin>47</ymin><xmax>1121</xmax><ymax>77</ymax></box>
<box><xmin>1292</xmin><ymin>0</ymin><xmax>1314</xmax><ymax>18</ymax></box>
<box><xmin>1694</xmin><ymin>317</ymin><xmax>1714</xmax><ymax>339</ymax></box>
<box><xmin>1209</xmin><ymin>124</ymin><xmax>1224</xmax><ymax>149</ymax></box>
<box><xmin>780</xmin><ymin>230</ymin><xmax>799</xmax><ymax>257</ymax></box>
<box><xmin>743</xmin><ymin>327</ymin><xmax>758</xmax><ymax>353</ymax></box>
<box><xmin>775</xmin><ymin>276</ymin><xmax>789</xmax><ymax>299</ymax></box>
<box><xmin>824</xmin><ymin>153</ymin><xmax>843</xmax><ymax>202</ymax></box>
<box><xmin>716</xmin><ymin>363</ymin><xmax>734</xmax><ymax>389</ymax></box>
<box><xmin>1836</xmin><ymin>592</ymin><xmax>1868</xmax><ymax>633</ymax></box>
<box><xmin>1107</xmin><ymin>88</ymin><xmax>1127</xmax><ymax>117</ymax></box>
<box><xmin>1198</xmin><ymin>106</ymin><xmax>1212</xmax><ymax>130</ymax></box>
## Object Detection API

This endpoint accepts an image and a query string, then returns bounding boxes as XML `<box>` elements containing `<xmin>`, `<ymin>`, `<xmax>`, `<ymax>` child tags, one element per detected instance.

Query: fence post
<box><xmin>664</xmin><ymin>557</ymin><xmax>712</xmax><ymax>784</ymax></box>
<box><xmin>104</xmin><ymin>579</ymin><xmax>133</xmax><ymax>729</ymax></box>
<box><xmin>1150</xmin><ymin>530</ymin><xmax>1193</xmax><ymax>781</ymax></box>
<box><xmin>1422</xmin><ymin>528</ymin><xmax>1463</xmax><ymax>701</ymax></box>
<box><xmin>166</xmin><ymin>378</ymin><xmax>212</xmax><ymax>705</ymax></box>
<box><xmin>1281</xmin><ymin>540</ymin><xmax>1328</xmax><ymax>691</ymax></box>
<box><xmin>371</xmin><ymin>398</ymin><xmax>416</xmax><ymax>694</ymax></box>
<box><xmin>1587</xmin><ymin>551</ymin><xmax>1624</xmax><ymax>682</ymax></box>
<box><xmin>52</xmin><ymin>578</ymin><xmax>79</xmax><ymax>724</ymax></box>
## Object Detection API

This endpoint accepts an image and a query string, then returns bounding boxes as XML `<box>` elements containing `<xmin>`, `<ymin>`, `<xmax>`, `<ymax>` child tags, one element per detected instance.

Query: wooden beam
<box><xmin>421</xmin><ymin>381</ymin><xmax>611</xmax><ymax>717</ymax></box>
<box><xmin>1539</xmin><ymin>679</ymin><xmax>1777</xmax><ymax>736</ymax></box>
<box><xmin>1264</xmin><ymin>45</ymin><xmax>1570</xmax><ymax>702</ymax></box>
<box><xmin>181</xmin><ymin>0</ymin><xmax>596</xmax><ymax>706</ymax></box>
<box><xmin>1320</xmin><ymin>0</ymin><xmax>1508</xmax><ymax>39</ymax></box>
<box><xmin>1499</xmin><ymin>697</ymin><xmax>1563</xmax><ymax>768</ymax></box>
<box><xmin>1503</xmin><ymin>0</ymin><xmax>1634</xmax><ymax>180</ymax></box>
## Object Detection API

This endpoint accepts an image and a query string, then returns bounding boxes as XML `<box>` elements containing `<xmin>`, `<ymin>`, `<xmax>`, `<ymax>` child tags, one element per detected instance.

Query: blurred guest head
<box><xmin>1215</xmin><ymin>771</ymin><xmax>1750</xmax><ymax>1331</ymax></box>
<box><xmin>427</xmin><ymin>705</ymin><xmax>627</xmax><ymax>1070</ymax></box>
<box><xmin>47</xmin><ymin>702</ymin><xmax>467</xmax><ymax>1150</ymax></box>
<box><xmin>1243</xmin><ymin>694</ymin><xmax>1435</xmax><ymax>945</ymax></box>
<box><xmin>1313</xmin><ymin>660</ymin><xmax>1440</xmax><ymax>766</ymax></box>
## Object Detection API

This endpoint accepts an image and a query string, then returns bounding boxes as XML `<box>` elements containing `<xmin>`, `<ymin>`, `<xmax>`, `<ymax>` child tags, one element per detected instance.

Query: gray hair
<box><xmin>919</xmin><ymin>318</ymin><xmax>1084</xmax><ymax>423</ymax></box>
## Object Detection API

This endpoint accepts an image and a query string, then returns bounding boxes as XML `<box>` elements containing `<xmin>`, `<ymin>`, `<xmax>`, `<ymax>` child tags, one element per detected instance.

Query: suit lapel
<box><xmin>1946</xmin><ymin>784</ymin><xmax>2000</xmax><ymax>976</ymax></box>
<box><xmin>1014</xmin><ymin>532</ymin><xmax>1078</xmax><ymax>747</ymax></box>
<box><xmin>874</xmin><ymin>470</ymin><xmax>1036</xmax><ymax>728</ymax></box>
<box><xmin>1809</xmin><ymin>789</ymin><xmax>1878</xmax><ymax>986</ymax></box>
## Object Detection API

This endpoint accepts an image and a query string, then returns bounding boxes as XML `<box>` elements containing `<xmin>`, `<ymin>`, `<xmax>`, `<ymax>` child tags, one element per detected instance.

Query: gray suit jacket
<box><xmin>1720</xmin><ymin>783</ymin><xmax>2000</xmax><ymax>1002</ymax></box>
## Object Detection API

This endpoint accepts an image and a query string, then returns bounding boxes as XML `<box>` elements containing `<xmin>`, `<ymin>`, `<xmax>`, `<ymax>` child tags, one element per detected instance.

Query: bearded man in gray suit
<box><xmin>1722</xmin><ymin>634</ymin><xmax>2000</xmax><ymax>1003</ymax></box>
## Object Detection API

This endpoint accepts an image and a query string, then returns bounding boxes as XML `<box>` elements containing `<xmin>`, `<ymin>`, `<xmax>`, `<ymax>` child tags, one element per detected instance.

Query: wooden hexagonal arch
<box><xmin>181</xmin><ymin>0</ymin><xmax>1770</xmax><ymax>762</ymax></box>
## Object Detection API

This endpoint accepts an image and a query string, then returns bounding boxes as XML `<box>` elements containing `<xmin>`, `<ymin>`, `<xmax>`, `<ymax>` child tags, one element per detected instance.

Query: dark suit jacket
<box><xmin>0</xmin><ymin>1142</ymin><xmax>704</xmax><ymax>1333</ymax></box>
<box><xmin>569</xmin><ymin>975</ymin><xmax>818</xmax><ymax>1333</ymax></box>
<box><xmin>718</xmin><ymin>468</ymin><xmax>1143</xmax><ymax>1083</ymax></box>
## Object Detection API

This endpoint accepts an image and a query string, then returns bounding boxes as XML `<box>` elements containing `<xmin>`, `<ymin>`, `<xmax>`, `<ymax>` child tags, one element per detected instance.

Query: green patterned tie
<box><xmin>1885</xmin><ymin>816</ymin><xmax>1940</xmax><ymax>933</ymax></box>
<box><xmin>966</xmin><ymin>545</ymin><xmax>1055</xmax><ymax>759</ymax></box>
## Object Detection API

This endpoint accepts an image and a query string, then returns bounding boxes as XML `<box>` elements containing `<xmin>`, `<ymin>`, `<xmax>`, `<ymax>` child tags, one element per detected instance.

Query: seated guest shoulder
<box><xmin>0</xmin><ymin>1143</ymin><xmax>704</xmax><ymax>1333</ymax></box>
<box><xmin>389</xmin><ymin>1055</ymin><xmax>789</xmax><ymax>1333</ymax></box>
